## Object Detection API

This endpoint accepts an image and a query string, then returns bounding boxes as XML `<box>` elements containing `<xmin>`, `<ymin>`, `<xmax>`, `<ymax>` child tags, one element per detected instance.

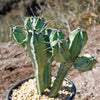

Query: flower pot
<box><xmin>7</xmin><ymin>76</ymin><xmax>76</xmax><ymax>100</ymax></box>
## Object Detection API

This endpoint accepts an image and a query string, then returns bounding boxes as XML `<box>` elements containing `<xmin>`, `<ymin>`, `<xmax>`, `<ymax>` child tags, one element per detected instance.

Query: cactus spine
<box><xmin>10</xmin><ymin>17</ymin><xmax>97</xmax><ymax>98</ymax></box>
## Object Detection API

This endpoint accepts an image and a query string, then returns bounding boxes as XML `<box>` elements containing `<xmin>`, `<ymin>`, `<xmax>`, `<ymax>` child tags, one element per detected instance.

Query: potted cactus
<box><xmin>7</xmin><ymin>17</ymin><xmax>97</xmax><ymax>100</ymax></box>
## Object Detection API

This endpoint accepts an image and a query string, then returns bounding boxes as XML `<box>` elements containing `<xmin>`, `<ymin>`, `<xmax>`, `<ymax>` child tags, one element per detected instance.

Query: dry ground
<box><xmin>0</xmin><ymin>25</ymin><xmax>100</xmax><ymax>100</ymax></box>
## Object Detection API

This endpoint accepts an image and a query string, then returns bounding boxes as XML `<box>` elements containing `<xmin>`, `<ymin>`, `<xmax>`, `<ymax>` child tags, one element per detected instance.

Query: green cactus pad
<box><xmin>10</xmin><ymin>26</ymin><xmax>26</xmax><ymax>47</ymax></box>
<box><xmin>74</xmin><ymin>54</ymin><xmax>97</xmax><ymax>72</ymax></box>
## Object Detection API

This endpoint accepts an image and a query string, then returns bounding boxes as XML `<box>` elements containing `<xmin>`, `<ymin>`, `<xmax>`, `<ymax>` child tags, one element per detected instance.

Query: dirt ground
<box><xmin>0</xmin><ymin>26</ymin><xmax>100</xmax><ymax>100</ymax></box>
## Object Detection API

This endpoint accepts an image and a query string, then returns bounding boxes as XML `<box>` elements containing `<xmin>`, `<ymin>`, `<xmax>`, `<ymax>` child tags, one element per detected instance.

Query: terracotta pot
<box><xmin>7</xmin><ymin>76</ymin><xmax>76</xmax><ymax>100</ymax></box>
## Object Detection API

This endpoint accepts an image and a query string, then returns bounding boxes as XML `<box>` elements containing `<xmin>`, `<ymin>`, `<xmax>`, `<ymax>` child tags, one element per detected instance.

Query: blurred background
<box><xmin>0</xmin><ymin>0</ymin><xmax>100</xmax><ymax>42</ymax></box>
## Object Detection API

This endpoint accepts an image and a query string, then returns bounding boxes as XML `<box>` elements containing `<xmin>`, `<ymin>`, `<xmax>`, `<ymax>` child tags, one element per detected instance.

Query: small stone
<box><xmin>10</xmin><ymin>77</ymin><xmax>74</xmax><ymax>100</ymax></box>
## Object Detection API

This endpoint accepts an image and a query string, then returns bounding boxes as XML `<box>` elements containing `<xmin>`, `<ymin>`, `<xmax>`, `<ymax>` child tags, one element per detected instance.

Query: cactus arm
<box><xmin>50</xmin><ymin>30</ymin><xmax>70</xmax><ymax>62</ymax></box>
<box><xmin>74</xmin><ymin>54</ymin><xmax>97</xmax><ymax>72</ymax></box>
<box><xmin>33</xmin><ymin>17</ymin><xmax>47</xmax><ymax>33</ymax></box>
<box><xmin>68</xmin><ymin>28</ymin><xmax>88</xmax><ymax>60</ymax></box>
<box><xmin>50</xmin><ymin>30</ymin><xmax>64</xmax><ymax>45</ymax></box>
<box><xmin>10</xmin><ymin>25</ymin><xmax>35</xmax><ymax>67</ymax></box>
<box><xmin>10</xmin><ymin>26</ymin><xmax>26</xmax><ymax>47</ymax></box>
<box><xmin>49</xmin><ymin>28</ymin><xmax>88</xmax><ymax>97</ymax></box>
<box><xmin>49</xmin><ymin>61</ymin><xmax>73</xmax><ymax>97</ymax></box>
<box><xmin>25</xmin><ymin>17</ymin><xmax>50</xmax><ymax>93</ymax></box>
<box><xmin>49</xmin><ymin>30</ymin><xmax>72</xmax><ymax>97</ymax></box>
<box><xmin>68</xmin><ymin>28</ymin><xmax>83</xmax><ymax>60</ymax></box>
<box><xmin>30</xmin><ymin>33</ymin><xmax>47</xmax><ymax>95</ymax></box>
<box><xmin>24</xmin><ymin>33</ymin><xmax>36</xmax><ymax>68</ymax></box>
<box><xmin>25</xmin><ymin>17</ymin><xmax>47</xmax><ymax>33</ymax></box>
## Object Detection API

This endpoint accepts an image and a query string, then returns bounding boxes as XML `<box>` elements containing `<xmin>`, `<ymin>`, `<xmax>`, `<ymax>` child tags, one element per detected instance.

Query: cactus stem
<box><xmin>49</xmin><ymin>60</ymin><xmax>73</xmax><ymax>97</ymax></box>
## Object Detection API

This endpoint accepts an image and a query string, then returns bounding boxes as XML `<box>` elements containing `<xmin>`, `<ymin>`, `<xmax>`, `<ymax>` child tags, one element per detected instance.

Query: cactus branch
<box><xmin>74</xmin><ymin>54</ymin><xmax>97</xmax><ymax>72</ymax></box>
<box><xmin>30</xmin><ymin>33</ymin><xmax>47</xmax><ymax>94</ymax></box>
<box><xmin>49</xmin><ymin>61</ymin><xmax>73</xmax><ymax>97</ymax></box>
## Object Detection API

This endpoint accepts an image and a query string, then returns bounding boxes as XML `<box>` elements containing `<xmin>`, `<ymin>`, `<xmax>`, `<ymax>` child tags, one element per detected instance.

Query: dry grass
<box><xmin>0</xmin><ymin>0</ymin><xmax>100</xmax><ymax>42</ymax></box>
<box><xmin>41</xmin><ymin>0</ymin><xmax>100</xmax><ymax>31</ymax></box>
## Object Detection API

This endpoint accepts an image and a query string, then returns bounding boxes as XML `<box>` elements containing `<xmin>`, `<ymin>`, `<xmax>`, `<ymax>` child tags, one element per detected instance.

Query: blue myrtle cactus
<box><xmin>10</xmin><ymin>16</ymin><xmax>97</xmax><ymax>97</ymax></box>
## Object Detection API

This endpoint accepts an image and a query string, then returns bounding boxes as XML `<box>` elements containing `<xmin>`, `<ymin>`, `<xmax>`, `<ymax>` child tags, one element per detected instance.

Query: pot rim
<box><xmin>7</xmin><ymin>75</ymin><xmax>76</xmax><ymax>100</ymax></box>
